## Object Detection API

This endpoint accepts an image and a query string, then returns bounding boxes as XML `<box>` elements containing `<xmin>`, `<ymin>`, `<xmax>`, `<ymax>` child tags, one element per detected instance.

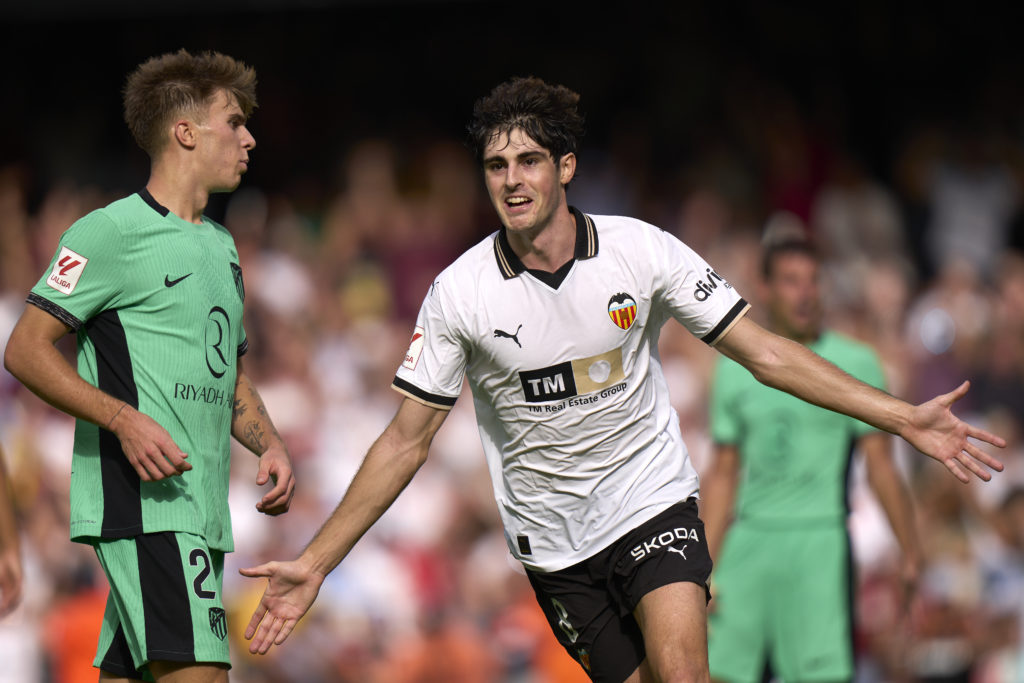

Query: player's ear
<box><xmin>559</xmin><ymin>153</ymin><xmax>576</xmax><ymax>186</ymax></box>
<box><xmin>173</xmin><ymin>118</ymin><xmax>198</xmax><ymax>150</ymax></box>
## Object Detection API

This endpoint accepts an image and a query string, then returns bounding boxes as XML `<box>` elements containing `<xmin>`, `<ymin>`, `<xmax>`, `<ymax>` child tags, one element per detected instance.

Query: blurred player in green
<box><xmin>3</xmin><ymin>49</ymin><xmax>295</xmax><ymax>682</ymax></box>
<box><xmin>702</xmin><ymin>235</ymin><xmax>921</xmax><ymax>683</ymax></box>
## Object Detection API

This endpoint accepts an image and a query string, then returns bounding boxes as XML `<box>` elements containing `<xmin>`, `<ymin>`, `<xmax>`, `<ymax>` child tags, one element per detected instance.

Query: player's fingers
<box><xmin>275</xmin><ymin>618</ymin><xmax>297</xmax><ymax>645</ymax></box>
<box><xmin>255</xmin><ymin>458</ymin><xmax>271</xmax><ymax>486</ymax></box>
<box><xmin>955</xmin><ymin>451</ymin><xmax>991</xmax><ymax>482</ymax></box>
<box><xmin>944</xmin><ymin>458</ymin><xmax>970</xmax><ymax>484</ymax></box>
<box><xmin>127</xmin><ymin>455</ymin><xmax>154</xmax><ymax>482</ymax></box>
<box><xmin>158</xmin><ymin>441</ymin><xmax>191</xmax><ymax>473</ymax></box>
<box><xmin>966</xmin><ymin>424</ymin><xmax>1008</xmax><ymax>451</ymax></box>
<box><xmin>254</xmin><ymin>617</ymin><xmax>285</xmax><ymax>655</ymax></box>
<box><xmin>238</xmin><ymin>563</ymin><xmax>273</xmax><ymax>579</ymax></box>
<box><xmin>133</xmin><ymin>442</ymin><xmax>182</xmax><ymax>480</ymax></box>
<box><xmin>259</xmin><ymin>478</ymin><xmax>294</xmax><ymax>513</ymax></box>
<box><xmin>940</xmin><ymin>380</ymin><xmax>971</xmax><ymax>407</ymax></box>
<box><xmin>147</xmin><ymin>455</ymin><xmax>180</xmax><ymax>480</ymax></box>
<box><xmin>129</xmin><ymin>450</ymin><xmax>168</xmax><ymax>481</ymax></box>
<box><xmin>964</xmin><ymin>442</ymin><xmax>1004</xmax><ymax>476</ymax></box>
<box><xmin>244</xmin><ymin>603</ymin><xmax>268</xmax><ymax>641</ymax></box>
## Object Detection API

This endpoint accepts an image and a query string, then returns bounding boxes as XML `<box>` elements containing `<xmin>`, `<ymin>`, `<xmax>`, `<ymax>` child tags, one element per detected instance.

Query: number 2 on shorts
<box><xmin>189</xmin><ymin>548</ymin><xmax>216</xmax><ymax>599</ymax></box>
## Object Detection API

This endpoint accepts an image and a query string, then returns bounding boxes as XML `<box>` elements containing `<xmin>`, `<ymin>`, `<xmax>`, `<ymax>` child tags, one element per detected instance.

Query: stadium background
<box><xmin>1</xmin><ymin>2</ymin><xmax>1023</xmax><ymax>681</ymax></box>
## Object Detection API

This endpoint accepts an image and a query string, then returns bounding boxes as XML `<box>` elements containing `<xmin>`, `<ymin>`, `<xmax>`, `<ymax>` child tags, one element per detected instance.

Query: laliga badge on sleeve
<box><xmin>403</xmin><ymin>326</ymin><xmax>425</xmax><ymax>370</ymax></box>
<box><xmin>46</xmin><ymin>246</ymin><xmax>89</xmax><ymax>295</ymax></box>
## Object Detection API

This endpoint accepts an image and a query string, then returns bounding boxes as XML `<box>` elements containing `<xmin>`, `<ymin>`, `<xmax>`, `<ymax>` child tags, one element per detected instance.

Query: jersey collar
<box><xmin>493</xmin><ymin>206</ymin><xmax>599</xmax><ymax>280</ymax></box>
<box><xmin>138</xmin><ymin>188</ymin><xmax>170</xmax><ymax>217</ymax></box>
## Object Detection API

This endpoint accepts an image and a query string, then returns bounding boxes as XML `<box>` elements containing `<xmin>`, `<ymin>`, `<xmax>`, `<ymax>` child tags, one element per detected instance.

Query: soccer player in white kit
<box><xmin>241</xmin><ymin>77</ymin><xmax>1004</xmax><ymax>682</ymax></box>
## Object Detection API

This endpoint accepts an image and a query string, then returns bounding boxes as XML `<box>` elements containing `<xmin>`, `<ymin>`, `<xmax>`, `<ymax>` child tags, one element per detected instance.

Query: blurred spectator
<box><xmin>923</xmin><ymin>122</ymin><xmax>1019</xmax><ymax>280</ymax></box>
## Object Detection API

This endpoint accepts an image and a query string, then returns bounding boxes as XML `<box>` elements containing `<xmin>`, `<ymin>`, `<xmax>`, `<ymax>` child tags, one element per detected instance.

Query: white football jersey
<box><xmin>394</xmin><ymin>208</ymin><xmax>749</xmax><ymax>571</ymax></box>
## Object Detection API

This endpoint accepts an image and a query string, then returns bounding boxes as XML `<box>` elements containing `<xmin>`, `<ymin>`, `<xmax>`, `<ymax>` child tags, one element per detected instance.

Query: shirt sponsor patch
<box><xmin>403</xmin><ymin>326</ymin><xmax>426</xmax><ymax>370</ymax></box>
<box><xmin>519</xmin><ymin>347</ymin><xmax>625</xmax><ymax>403</ymax></box>
<box><xmin>46</xmin><ymin>246</ymin><xmax>88</xmax><ymax>295</ymax></box>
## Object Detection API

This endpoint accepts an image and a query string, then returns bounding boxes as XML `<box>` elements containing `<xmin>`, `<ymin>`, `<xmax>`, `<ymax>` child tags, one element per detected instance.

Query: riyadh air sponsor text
<box><xmin>174</xmin><ymin>383</ymin><xmax>230</xmax><ymax>406</ymax></box>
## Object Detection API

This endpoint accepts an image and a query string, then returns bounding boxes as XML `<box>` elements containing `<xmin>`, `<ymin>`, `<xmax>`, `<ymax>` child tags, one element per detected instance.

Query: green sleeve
<box><xmin>29</xmin><ymin>210</ymin><xmax>124</xmax><ymax>327</ymax></box>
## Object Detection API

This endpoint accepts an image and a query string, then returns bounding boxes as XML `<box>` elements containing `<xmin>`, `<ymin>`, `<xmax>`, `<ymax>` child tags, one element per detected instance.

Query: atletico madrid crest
<box><xmin>209</xmin><ymin>607</ymin><xmax>227</xmax><ymax>641</ymax></box>
<box><xmin>608</xmin><ymin>292</ymin><xmax>637</xmax><ymax>330</ymax></box>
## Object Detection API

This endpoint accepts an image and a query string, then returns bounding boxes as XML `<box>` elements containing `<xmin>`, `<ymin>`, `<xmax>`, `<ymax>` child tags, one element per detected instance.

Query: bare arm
<box><xmin>700</xmin><ymin>444</ymin><xmax>740</xmax><ymax>564</ymax></box>
<box><xmin>861</xmin><ymin>432</ymin><xmax>921</xmax><ymax>587</ymax></box>
<box><xmin>231</xmin><ymin>359</ymin><xmax>295</xmax><ymax>515</ymax></box>
<box><xmin>715</xmin><ymin>316</ymin><xmax>1004</xmax><ymax>482</ymax></box>
<box><xmin>3</xmin><ymin>304</ymin><xmax>189</xmax><ymax>480</ymax></box>
<box><xmin>0</xmin><ymin>447</ymin><xmax>21</xmax><ymax>617</ymax></box>
<box><xmin>240</xmin><ymin>397</ymin><xmax>449</xmax><ymax>653</ymax></box>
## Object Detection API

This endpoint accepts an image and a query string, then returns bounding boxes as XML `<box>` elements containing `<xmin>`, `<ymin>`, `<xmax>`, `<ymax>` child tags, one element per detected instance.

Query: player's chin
<box><xmin>212</xmin><ymin>178</ymin><xmax>244</xmax><ymax>194</ymax></box>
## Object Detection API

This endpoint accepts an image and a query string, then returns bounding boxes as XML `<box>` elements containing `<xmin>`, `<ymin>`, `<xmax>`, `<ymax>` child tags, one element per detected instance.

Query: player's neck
<box><xmin>507</xmin><ymin>208</ymin><xmax>576</xmax><ymax>273</ymax></box>
<box><xmin>146</xmin><ymin>164</ymin><xmax>209</xmax><ymax>224</ymax></box>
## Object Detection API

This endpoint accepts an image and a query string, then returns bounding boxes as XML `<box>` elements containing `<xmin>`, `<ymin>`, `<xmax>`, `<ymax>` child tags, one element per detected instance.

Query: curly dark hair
<box><xmin>466</xmin><ymin>76</ymin><xmax>585</xmax><ymax>164</ymax></box>
<box><xmin>123</xmin><ymin>49</ymin><xmax>257</xmax><ymax>158</ymax></box>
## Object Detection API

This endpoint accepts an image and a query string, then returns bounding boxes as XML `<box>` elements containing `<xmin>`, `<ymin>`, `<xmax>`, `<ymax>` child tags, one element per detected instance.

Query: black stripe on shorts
<box><xmin>139</xmin><ymin>533</ymin><xmax>195</xmax><ymax>661</ymax></box>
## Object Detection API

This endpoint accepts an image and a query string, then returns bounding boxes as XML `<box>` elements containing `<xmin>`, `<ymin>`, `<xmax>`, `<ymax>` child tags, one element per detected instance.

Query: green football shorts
<box><xmin>91</xmin><ymin>531</ymin><xmax>230</xmax><ymax>680</ymax></box>
<box><xmin>708</xmin><ymin>521</ymin><xmax>853</xmax><ymax>683</ymax></box>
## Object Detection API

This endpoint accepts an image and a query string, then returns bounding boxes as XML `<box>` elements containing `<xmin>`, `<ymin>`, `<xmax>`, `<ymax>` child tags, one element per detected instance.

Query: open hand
<box><xmin>903</xmin><ymin>381</ymin><xmax>1005</xmax><ymax>483</ymax></box>
<box><xmin>239</xmin><ymin>558</ymin><xmax>324</xmax><ymax>654</ymax></box>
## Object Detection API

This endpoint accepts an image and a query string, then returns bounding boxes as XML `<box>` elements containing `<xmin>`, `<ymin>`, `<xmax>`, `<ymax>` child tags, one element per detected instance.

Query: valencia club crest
<box><xmin>608</xmin><ymin>292</ymin><xmax>637</xmax><ymax>330</ymax></box>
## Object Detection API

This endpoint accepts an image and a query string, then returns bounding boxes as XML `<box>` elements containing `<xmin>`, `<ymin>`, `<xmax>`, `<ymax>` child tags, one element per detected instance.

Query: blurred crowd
<box><xmin>1</xmin><ymin>78</ymin><xmax>1023</xmax><ymax>683</ymax></box>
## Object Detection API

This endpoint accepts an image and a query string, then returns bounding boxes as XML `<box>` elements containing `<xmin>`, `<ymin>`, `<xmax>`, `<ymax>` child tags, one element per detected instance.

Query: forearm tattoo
<box><xmin>243</xmin><ymin>420</ymin><xmax>267</xmax><ymax>452</ymax></box>
<box><xmin>233</xmin><ymin>375</ymin><xmax>282</xmax><ymax>455</ymax></box>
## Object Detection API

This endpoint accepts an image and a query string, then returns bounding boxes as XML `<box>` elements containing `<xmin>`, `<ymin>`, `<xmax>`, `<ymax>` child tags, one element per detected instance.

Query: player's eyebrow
<box><xmin>484</xmin><ymin>150</ymin><xmax>547</xmax><ymax>165</ymax></box>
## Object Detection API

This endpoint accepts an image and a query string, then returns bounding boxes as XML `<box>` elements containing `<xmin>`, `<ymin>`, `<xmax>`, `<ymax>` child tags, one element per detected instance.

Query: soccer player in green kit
<box><xmin>3</xmin><ymin>50</ymin><xmax>295</xmax><ymax>682</ymax></box>
<box><xmin>703</xmin><ymin>237</ymin><xmax>921</xmax><ymax>683</ymax></box>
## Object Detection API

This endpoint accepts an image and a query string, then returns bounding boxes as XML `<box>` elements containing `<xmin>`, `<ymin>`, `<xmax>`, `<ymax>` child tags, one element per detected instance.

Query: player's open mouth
<box><xmin>506</xmin><ymin>197</ymin><xmax>531</xmax><ymax>207</ymax></box>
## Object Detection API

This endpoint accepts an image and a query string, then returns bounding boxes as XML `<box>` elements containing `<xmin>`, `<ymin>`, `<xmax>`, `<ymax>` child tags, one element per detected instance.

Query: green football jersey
<box><xmin>709</xmin><ymin>330</ymin><xmax>885</xmax><ymax>524</ymax></box>
<box><xmin>29</xmin><ymin>190</ymin><xmax>247</xmax><ymax>551</ymax></box>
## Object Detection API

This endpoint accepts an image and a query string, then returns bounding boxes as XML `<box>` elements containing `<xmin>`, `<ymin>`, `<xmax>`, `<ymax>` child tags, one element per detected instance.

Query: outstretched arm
<box><xmin>232</xmin><ymin>359</ymin><xmax>295</xmax><ymax>515</ymax></box>
<box><xmin>715</xmin><ymin>316</ymin><xmax>1004</xmax><ymax>482</ymax></box>
<box><xmin>4</xmin><ymin>304</ymin><xmax>190</xmax><ymax>481</ymax></box>
<box><xmin>240</xmin><ymin>397</ymin><xmax>448</xmax><ymax>654</ymax></box>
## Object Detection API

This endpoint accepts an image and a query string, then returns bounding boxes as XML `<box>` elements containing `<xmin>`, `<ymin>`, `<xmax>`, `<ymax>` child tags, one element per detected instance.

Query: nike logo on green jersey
<box><xmin>165</xmin><ymin>273</ymin><xmax>193</xmax><ymax>287</ymax></box>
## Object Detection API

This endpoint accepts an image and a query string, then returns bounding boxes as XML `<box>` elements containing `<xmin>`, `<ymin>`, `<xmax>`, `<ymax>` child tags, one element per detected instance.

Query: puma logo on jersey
<box><xmin>667</xmin><ymin>545</ymin><xmax>688</xmax><ymax>559</ymax></box>
<box><xmin>494</xmin><ymin>324</ymin><xmax>522</xmax><ymax>348</ymax></box>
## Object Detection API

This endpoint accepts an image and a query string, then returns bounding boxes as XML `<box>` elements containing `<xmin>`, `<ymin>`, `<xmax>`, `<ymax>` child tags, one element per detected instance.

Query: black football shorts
<box><xmin>525</xmin><ymin>498</ymin><xmax>712</xmax><ymax>682</ymax></box>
